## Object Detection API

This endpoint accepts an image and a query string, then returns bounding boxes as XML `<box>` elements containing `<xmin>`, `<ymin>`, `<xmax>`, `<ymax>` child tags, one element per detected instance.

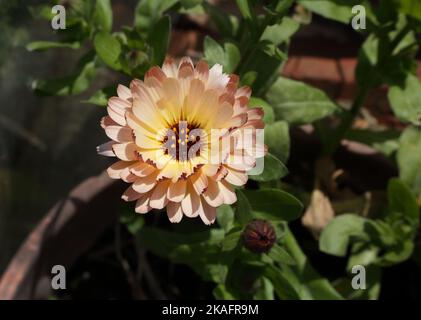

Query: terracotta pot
<box><xmin>0</xmin><ymin>172</ymin><xmax>125</xmax><ymax>300</ymax></box>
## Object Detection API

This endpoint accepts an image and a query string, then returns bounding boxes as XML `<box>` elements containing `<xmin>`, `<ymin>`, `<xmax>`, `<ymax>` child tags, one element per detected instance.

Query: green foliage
<box><xmin>260</xmin><ymin>17</ymin><xmax>300</xmax><ymax>46</ymax></box>
<box><xmin>265</xmin><ymin>77</ymin><xmax>339</xmax><ymax>124</ymax></box>
<box><xmin>320</xmin><ymin>179</ymin><xmax>419</xmax><ymax>268</ymax></box>
<box><xmin>94</xmin><ymin>32</ymin><xmax>122</xmax><ymax>70</ymax></box>
<box><xmin>320</xmin><ymin>214</ymin><xmax>369</xmax><ymax>257</ymax></box>
<box><xmin>204</xmin><ymin>36</ymin><xmax>241</xmax><ymax>73</ymax></box>
<box><xmin>28</xmin><ymin>0</ymin><xmax>173</xmax><ymax>96</ymax></box>
<box><xmin>236</xmin><ymin>0</ymin><xmax>254</xmax><ymax>21</ymax></box>
<box><xmin>134</xmin><ymin>0</ymin><xmax>178</xmax><ymax>30</ymax></box>
<box><xmin>264</xmin><ymin>121</ymin><xmax>290</xmax><ymax>163</ymax></box>
<box><xmin>298</xmin><ymin>0</ymin><xmax>357</xmax><ymax>23</ymax></box>
<box><xmin>241</xmin><ymin>188</ymin><xmax>303</xmax><ymax>222</ymax></box>
<box><xmin>397</xmin><ymin>126</ymin><xmax>421</xmax><ymax>196</ymax></box>
<box><xmin>394</xmin><ymin>0</ymin><xmax>421</xmax><ymax>20</ymax></box>
<box><xmin>82</xmin><ymin>86</ymin><xmax>116</xmax><ymax>106</ymax></box>
<box><xmin>26</xmin><ymin>0</ymin><xmax>421</xmax><ymax>300</ymax></box>
<box><xmin>249</xmin><ymin>153</ymin><xmax>288</xmax><ymax>182</ymax></box>
<box><xmin>148</xmin><ymin>15</ymin><xmax>171</xmax><ymax>65</ymax></box>
<box><xmin>93</xmin><ymin>0</ymin><xmax>113</xmax><ymax>32</ymax></box>
<box><xmin>388</xmin><ymin>73</ymin><xmax>421</xmax><ymax>125</ymax></box>
<box><xmin>26</xmin><ymin>41</ymin><xmax>81</xmax><ymax>51</ymax></box>
<box><xmin>32</xmin><ymin>53</ymin><xmax>97</xmax><ymax>96</ymax></box>
<box><xmin>248</xmin><ymin>97</ymin><xmax>275</xmax><ymax>124</ymax></box>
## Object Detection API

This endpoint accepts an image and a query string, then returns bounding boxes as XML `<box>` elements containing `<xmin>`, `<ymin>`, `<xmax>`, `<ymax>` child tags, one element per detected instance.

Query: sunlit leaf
<box><xmin>93</xmin><ymin>0</ymin><xmax>113</xmax><ymax>32</ymax></box>
<box><xmin>26</xmin><ymin>41</ymin><xmax>80</xmax><ymax>51</ymax></box>
<box><xmin>94</xmin><ymin>32</ymin><xmax>122</xmax><ymax>70</ymax></box>
<box><xmin>264</xmin><ymin>120</ymin><xmax>290</xmax><ymax>163</ymax></box>
<box><xmin>248</xmin><ymin>97</ymin><xmax>275</xmax><ymax>124</ymax></box>
<box><xmin>320</xmin><ymin>214</ymin><xmax>369</xmax><ymax>256</ymax></box>
<box><xmin>397</xmin><ymin>126</ymin><xmax>421</xmax><ymax>196</ymax></box>
<box><xmin>388</xmin><ymin>73</ymin><xmax>421</xmax><ymax>125</ymax></box>
<box><xmin>243</xmin><ymin>189</ymin><xmax>303</xmax><ymax>222</ymax></box>
<box><xmin>265</xmin><ymin>77</ymin><xmax>338</xmax><ymax>124</ymax></box>
<box><xmin>204</xmin><ymin>37</ymin><xmax>240</xmax><ymax>73</ymax></box>
<box><xmin>298</xmin><ymin>0</ymin><xmax>360</xmax><ymax>23</ymax></box>
<box><xmin>388</xmin><ymin>178</ymin><xmax>419</xmax><ymax>223</ymax></box>
<box><xmin>249</xmin><ymin>153</ymin><xmax>288</xmax><ymax>182</ymax></box>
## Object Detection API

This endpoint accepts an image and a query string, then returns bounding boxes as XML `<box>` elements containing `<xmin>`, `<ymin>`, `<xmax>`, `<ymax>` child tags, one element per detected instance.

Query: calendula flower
<box><xmin>97</xmin><ymin>57</ymin><xmax>265</xmax><ymax>225</ymax></box>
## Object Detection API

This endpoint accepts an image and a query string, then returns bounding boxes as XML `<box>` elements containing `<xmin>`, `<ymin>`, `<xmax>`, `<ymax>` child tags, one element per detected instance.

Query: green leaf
<box><xmin>33</xmin><ymin>58</ymin><xmax>97</xmax><ymax>96</ymax></box>
<box><xmin>140</xmin><ymin>227</ymin><xmax>225</xmax><ymax>250</ymax></box>
<box><xmin>26</xmin><ymin>41</ymin><xmax>81</xmax><ymax>51</ymax></box>
<box><xmin>320</xmin><ymin>214</ymin><xmax>369</xmax><ymax>256</ymax></box>
<box><xmin>264</xmin><ymin>0</ymin><xmax>295</xmax><ymax>18</ymax></box>
<box><xmin>248</xmin><ymin>97</ymin><xmax>275</xmax><ymax>124</ymax></box>
<box><xmin>221</xmin><ymin>228</ymin><xmax>242</xmax><ymax>252</ymax></box>
<box><xmin>224</xmin><ymin>258</ymin><xmax>269</xmax><ymax>299</ymax></box>
<box><xmin>264</xmin><ymin>120</ymin><xmax>290</xmax><ymax>163</ymax></box>
<box><xmin>356</xmin><ymin>18</ymin><xmax>417</xmax><ymax>90</ymax></box>
<box><xmin>243</xmin><ymin>189</ymin><xmax>303</xmax><ymax>222</ymax></box>
<box><xmin>388</xmin><ymin>73</ymin><xmax>421</xmax><ymax>125</ymax></box>
<box><xmin>397</xmin><ymin>126</ymin><xmax>421</xmax><ymax>196</ymax></box>
<box><xmin>139</xmin><ymin>227</ymin><xmax>225</xmax><ymax>260</ymax></box>
<box><xmin>239</xmin><ymin>42</ymin><xmax>286</xmax><ymax>95</ymax></box>
<box><xmin>236</xmin><ymin>0</ymin><xmax>254</xmax><ymax>21</ymax></box>
<box><xmin>334</xmin><ymin>265</ymin><xmax>381</xmax><ymax>300</ymax></box>
<box><xmin>217</xmin><ymin>204</ymin><xmax>235</xmax><ymax>232</ymax></box>
<box><xmin>235</xmin><ymin>189</ymin><xmax>254</xmax><ymax>225</ymax></box>
<box><xmin>134</xmin><ymin>0</ymin><xmax>178</xmax><ymax>30</ymax></box>
<box><xmin>138</xmin><ymin>226</ymin><xmax>234</xmax><ymax>283</ymax></box>
<box><xmin>260</xmin><ymin>17</ymin><xmax>300</xmax><ymax>46</ymax></box>
<box><xmin>94</xmin><ymin>32</ymin><xmax>122</xmax><ymax>70</ymax></box>
<box><xmin>81</xmin><ymin>87</ymin><xmax>115</xmax><ymax>106</ymax></box>
<box><xmin>204</xmin><ymin>36</ymin><xmax>224</xmax><ymax>66</ymax></box>
<box><xmin>241</xmin><ymin>71</ymin><xmax>257</xmax><ymax>87</ymax></box>
<box><xmin>203</xmin><ymin>37</ymin><xmax>240</xmax><ymax>73</ymax></box>
<box><xmin>223</xmin><ymin>43</ymin><xmax>241</xmax><ymax>73</ymax></box>
<box><xmin>355</xmin><ymin>34</ymin><xmax>381</xmax><ymax>89</ymax></box>
<box><xmin>265</xmin><ymin>77</ymin><xmax>338</xmax><ymax>124</ymax></box>
<box><xmin>213</xmin><ymin>284</ymin><xmax>237</xmax><ymax>300</ymax></box>
<box><xmin>395</xmin><ymin>0</ymin><xmax>421</xmax><ymax>20</ymax></box>
<box><xmin>268</xmin><ymin>243</ymin><xmax>295</xmax><ymax>265</ymax></box>
<box><xmin>264</xmin><ymin>264</ymin><xmax>301</xmax><ymax>299</ymax></box>
<box><xmin>253</xmin><ymin>277</ymin><xmax>274</xmax><ymax>300</ymax></box>
<box><xmin>148</xmin><ymin>15</ymin><xmax>171</xmax><ymax>65</ymax></box>
<box><xmin>249</xmin><ymin>153</ymin><xmax>288</xmax><ymax>182</ymax></box>
<box><xmin>388</xmin><ymin>178</ymin><xmax>419</xmax><ymax>223</ymax></box>
<box><xmin>297</xmin><ymin>0</ymin><xmax>356</xmax><ymax>23</ymax></box>
<box><xmin>347</xmin><ymin>242</ymin><xmax>379</xmax><ymax>270</ymax></box>
<box><xmin>282</xmin><ymin>226</ymin><xmax>343</xmax><ymax>300</ymax></box>
<box><xmin>93</xmin><ymin>0</ymin><xmax>113</xmax><ymax>32</ymax></box>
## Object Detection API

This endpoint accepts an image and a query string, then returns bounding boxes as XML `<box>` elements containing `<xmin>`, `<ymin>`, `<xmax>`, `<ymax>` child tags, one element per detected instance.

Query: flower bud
<box><xmin>242</xmin><ymin>219</ymin><xmax>276</xmax><ymax>254</ymax></box>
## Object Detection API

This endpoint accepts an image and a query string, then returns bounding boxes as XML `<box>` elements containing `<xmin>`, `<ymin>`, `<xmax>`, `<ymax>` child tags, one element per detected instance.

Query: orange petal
<box><xmin>167</xmin><ymin>201</ymin><xmax>183</xmax><ymax>223</ymax></box>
